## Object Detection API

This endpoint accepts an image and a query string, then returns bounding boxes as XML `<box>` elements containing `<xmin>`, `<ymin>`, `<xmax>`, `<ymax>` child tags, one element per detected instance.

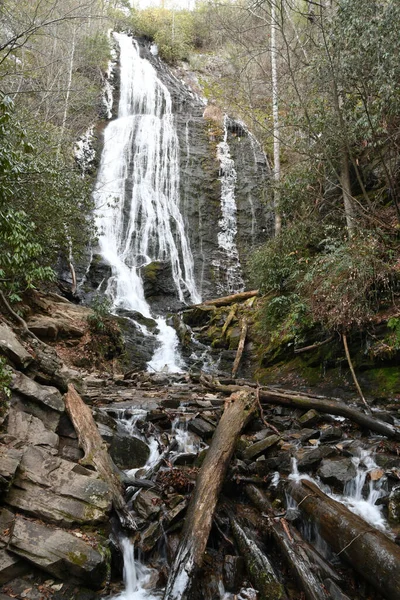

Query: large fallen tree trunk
<box><xmin>231</xmin><ymin>517</ymin><xmax>288</xmax><ymax>600</ymax></box>
<box><xmin>200</xmin><ymin>376</ymin><xmax>400</xmax><ymax>441</ymax></box>
<box><xmin>65</xmin><ymin>384</ymin><xmax>137</xmax><ymax>530</ymax></box>
<box><xmin>288</xmin><ymin>479</ymin><xmax>400</xmax><ymax>600</ymax></box>
<box><xmin>246</xmin><ymin>485</ymin><xmax>333</xmax><ymax>600</ymax></box>
<box><xmin>163</xmin><ymin>390</ymin><xmax>257</xmax><ymax>600</ymax></box>
<box><xmin>176</xmin><ymin>290</ymin><xmax>259</xmax><ymax>312</ymax></box>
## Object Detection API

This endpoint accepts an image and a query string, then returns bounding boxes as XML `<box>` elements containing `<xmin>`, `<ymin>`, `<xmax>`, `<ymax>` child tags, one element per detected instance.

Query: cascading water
<box><xmin>213</xmin><ymin>116</ymin><xmax>245</xmax><ymax>295</ymax></box>
<box><xmin>94</xmin><ymin>32</ymin><xmax>201</xmax><ymax>372</ymax></box>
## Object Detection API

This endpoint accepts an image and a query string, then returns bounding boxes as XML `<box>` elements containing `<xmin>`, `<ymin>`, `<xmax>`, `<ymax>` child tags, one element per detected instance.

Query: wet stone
<box><xmin>109</xmin><ymin>432</ymin><xmax>150</xmax><ymax>470</ymax></box>
<box><xmin>133</xmin><ymin>490</ymin><xmax>162</xmax><ymax>520</ymax></box>
<box><xmin>242</xmin><ymin>434</ymin><xmax>281</xmax><ymax>460</ymax></box>
<box><xmin>318</xmin><ymin>457</ymin><xmax>357</xmax><ymax>488</ymax></box>
<box><xmin>297</xmin><ymin>446</ymin><xmax>337</xmax><ymax>471</ymax></box>
<box><xmin>320</xmin><ymin>426</ymin><xmax>343</xmax><ymax>443</ymax></box>
<box><xmin>188</xmin><ymin>417</ymin><xmax>215</xmax><ymax>439</ymax></box>
<box><xmin>298</xmin><ymin>409</ymin><xmax>320</xmax><ymax>427</ymax></box>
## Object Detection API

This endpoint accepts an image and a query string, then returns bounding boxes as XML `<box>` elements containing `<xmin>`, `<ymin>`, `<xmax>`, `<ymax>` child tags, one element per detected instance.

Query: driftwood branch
<box><xmin>200</xmin><ymin>375</ymin><xmax>400</xmax><ymax>440</ymax></box>
<box><xmin>288</xmin><ymin>479</ymin><xmax>400</xmax><ymax>600</ymax></box>
<box><xmin>65</xmin><ymin>384</ymin><xmax>136</xmax><ymax>531</ymax></box>
<box><xmin>342</xmin><ymin>333</ymin><xmax>371</xmax><ymax>413</ymax></box>
<box><xmin>232</xmin><ymin>318</ymin><xmax>248</xmax><ymax>378</ymax></box>
<box><xmin>294</xmin><ymin>336</ymin><xmax>334</xmax><ymax>354</ymax></box>
<box><xmin>221</xmin><ymin>305</ymin><xmax>237</xmax><ymax>338</ymax></box>
<box><xmin>231</xmin><ymin>517</ymin><xmax>288</xmax><ymax>600</ymax></box>
<box><xmin>163</xmin><ymin>390</ymin><xmax>257</xmax><ymax>600</ymax></box>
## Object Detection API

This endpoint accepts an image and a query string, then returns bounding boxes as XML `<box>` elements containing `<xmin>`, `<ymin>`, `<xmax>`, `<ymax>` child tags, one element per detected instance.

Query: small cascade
<box><xmin>93</xmin><ymin>32</ymin><xmax>201</xmax><ymax>372</ymax></box>
<box><xmin>288</xmin><ymin>453</ymin><xmax>389</xmax><ymax>532</ymax></box>
<box><xmin>171</xmin><ymin>417</ymin><xmax>200</xmax><ymax>455</ymax></box>
<box><xmin>213</xmin><ymin>116</ymin><xmax>245</xmax><ymax>294</ymax></box>
<box><xmin>111</xmin><ymin>538</ymin><xmax>160</xmax><ymax>600</ymax></box>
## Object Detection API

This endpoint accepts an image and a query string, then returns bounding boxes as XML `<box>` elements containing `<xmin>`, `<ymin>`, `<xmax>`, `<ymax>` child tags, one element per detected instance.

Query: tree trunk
<box><xmin>232</xmin><ymin>318</ymin><xmax>248</xmax><ymax>378</ymax></box>
<box><xmin>64</xmin><ymin>384</ymin><xmax>136</xmax><ymax>530</ymax></box>
<box><xmin>271</xmin><ymin>1</ymin><xmax>282</xmax><ymax>236</ymax></box>
<box><xmin>177</xmin><ymin>290</ymin><xmax>259</xmax><ymax>312</ymax></box>
<box><xmin>288</xmin><ymin>479</ymin><xmax>400</xmax><ymax>600</ymax></box>
<box><xmin>231</xmin><ymin>517</ymin><xmax>287</xmax><ymax>600</ymax></box>
<box><xmin>163</xmin><ymin>390</ymin><xmax>257</xmax><ymax>600</ymax></box>
<box><xmin>245</xmin><ymin>485</ymin><xmax>331</xmax><ymax>600</ymax></box>
<box><xmin>200</xmin><ymin>376</ymin><xmax>400</xmax><ymax>440</ymax></box>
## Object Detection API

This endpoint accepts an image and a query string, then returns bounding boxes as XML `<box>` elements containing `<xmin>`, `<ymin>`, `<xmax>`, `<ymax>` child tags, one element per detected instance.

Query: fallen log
<box><xmin>65</xmin><ymin>384</ymin><xmax>137</xmax><ymax>531</ymax></box>
<box><xmin>232</xmin><ymin>318</ymin><xmax>248</xmax><ymax>378</ymax></box>
<box><xmin>221</xmin><ymin>304</ymin><xmax>237</xmax><ymax>338</ymax></box>
<box><xmin>231</xmin><ymin>517</ymin><xmax>288</xmax><ymax>600</ymax></box>
<box><xmin>163</xmin><ymin>390</ymin><xmax>257</xmax><ymax>600</ymax></box>
<box><xmin>288</xmin><ymin>479</ymin><xmax>400</xmax><ymax>600</ymax></box>
<box><xmin>245</xmin><ymin>485</ymin><xmax>330</xmax><ymax>600</ymax></box>
<box><xmin>176</xmin><ymin>290</ymin><xmax>259</xmax><ymax>312</ymax></box>
<box><xmin>200</xmin><ymin>375</ymin><xmax>400</xmax><ymax>441</ymax></box>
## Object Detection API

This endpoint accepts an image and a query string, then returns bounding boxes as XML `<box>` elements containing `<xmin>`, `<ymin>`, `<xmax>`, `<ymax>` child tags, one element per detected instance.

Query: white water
<box><xmin>213</xmin><ymin>115</ymin><xmax>245</xmax><ymax>294</ymax></box>
<box><xmin>288</xmin><ymin>452</ymin><xmax>389</xmax><ymax>532</ymax></box>
<box><xmin>110</xmin><ymin>539</ymin><xmax>160</xmax><ymax>600</ymax></box>
<box><xmin>94</xmin><ymin>33</ymin><xmax>200</xmax><ymax>372</ymax></box>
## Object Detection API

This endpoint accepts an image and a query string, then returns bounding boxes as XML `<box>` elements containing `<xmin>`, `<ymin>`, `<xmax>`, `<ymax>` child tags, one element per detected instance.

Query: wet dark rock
<box><xmin>140</xmin><ymin>522</ymin><xmax>162</xmax><ymax>553</ymax></box>
<box><xmin>188</xmin><ymin>417</ymin><xmax>215</xmax><ymax>439</ymax></box>
<box><xmin>298</xmin><ymin>409</ymin><xmax>321</xmax><ymax>427</ymax></box>
<box><xmin>172</xmin><ymin>452</ymin><xmax>197</xmax><ymax>466</ymax></box>
<box><xmin>84</xmin><ymin>253</ymin><xmax>112</xmax><ymax>291</ymax></box>
<box><xmin>318</xmin><ymin>457</ymin><xmax>357</xmax><ymax>488</ymax></box>
<box><xmin>117</xmin><ymin>317</ymin><xmax>156</xmax><ymax>371</ymax></box>
<box><xmin>374</xmin><ymin>453</ymin><xmax>400</xmax><ymax>470</ymax></box>
<box><xmin>116</xmin><ymin>308</ymin><xmax>158</xmax><ymax>330</ymax></box>
<box><xmin>320</xmin><ymin>427</ymin><xmax>343</xmax><ymax>443</ymax></box>
<box><xmin>133</xmin><ymin>490</ymin><xmax>162</xmax><ymax>520</ymax></box>
<box><xmin>289</xmin><ymin>428</ymin><xmax>320</xmax><ymax>444</ymax></box>
<box><xmin>223</xmin><ymin>555</ymin><xmax>245</xmax><ymax>593</ymax></box>
<box><xmin>249</xmin><ymin>452</ymin><xmax>292</xmax><ymax>475</ymax></box>
<box><xmin>5</xmin><ymin>446</ymin><xmax>111</xmax><ymax>526</ymax></box>
<box><xmin>109</xmin><ymin>433</ymin><xmax>150</xmax><ymax>470</ymax></box>
<box><xmin>297</xmin><ymin>446</ymin><xmax>337</xmax><ymax>471</ymax></box>
<box><xmin>242</xmin><ymin>434</ymin><xmax>281</xmax><ymax>460</ymax></box>
<box><xmin>0</xmin><ymin>324</ymin><xmax>33</xmax><ymax>370</ymax></box>
<box><xmin>8</xmin><ymin>516</ymin><xmax>109</xmax><ymax>589</ymax></box>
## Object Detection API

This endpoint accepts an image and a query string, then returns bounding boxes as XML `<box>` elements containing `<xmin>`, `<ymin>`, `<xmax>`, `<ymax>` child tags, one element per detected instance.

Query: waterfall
<box><xmin>93</xmin><ymin>32</ymin><xmax>200</xmax><ymax>372</ymax></box>
<box><xmin>214</xmin><ymin>116</ymin><xmax>245</xmax><ymax>294</ymax></box>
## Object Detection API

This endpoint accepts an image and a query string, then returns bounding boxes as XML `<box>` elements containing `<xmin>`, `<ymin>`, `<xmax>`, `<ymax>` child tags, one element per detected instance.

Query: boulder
<box><xmin>297</xmin><ymin>409</ymin><xmax>320</xmax><ymax>427</ymax></box>
<box><xmin>296</xmin><ymin>446</ymin><xmax>337</xmax><ymax>471</ymax></box>
<box><xmin>7</xmin><ymin>410</ymin><xmax>59</xmax><ymax>450</ymax></box>
<box><xmin>0</xmin><ymin>324</ymin><xmax>32</xmax><ymax>370</ymax></box>
<box><xmin>109</xmin><ymin>432</ymin><xmax>150</xmax><ymax>470</ymax></box>
<box><xmin>317</xmin><ymin>457</ymin><xmax>357</xmax><ymax>488</ymax></box>
<box><xmin>188</xmin><ymin>417</ymin><xmax>215</xmax><ymax>439</ymax></box>
<box><xmin>242</xmin><ymin>434</ymin><xmax>281</xmax><ymax>460</ymax></box>
<box><xmin>10</xmin><ymin>372</ymin><xmax>64</xmax><ymax>413</ymax></box>
<box><xmin>0</xmin><ymin>446</ymin><xmax>23</xmax><ymax>494</ymax></box>
<box><xmin>26</xmin><ymin>298</ymin><xmax>90</xmax><ymax>342</ymax></box>
<box><xmin>5</xmin><ymin>446</ymin><xmax>111</xmax><ymax>526</ymax></box>
<box><xmin>8</xmin><ymin>516</ymin><xmax>110</xmax><ymax>589</ymax></box>
<box><xmin>133</xmin><ymin>490</ymin><xmax>162</xmax><ymax>520</ymax></box>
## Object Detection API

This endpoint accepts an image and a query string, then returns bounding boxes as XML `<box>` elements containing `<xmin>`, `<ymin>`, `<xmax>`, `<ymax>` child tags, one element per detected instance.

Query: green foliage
<box><xmin>132</xmin><ymin>8</ymin><xmax>197</xmax><ymax>63</ymax></box>
<box><xmin>87</xmin><ymin>295</ymin><xmax>113</xmax><ymax>332</ymax></box>
<box><xmin>387</xmin><ymin>317</ymin><xmax>400</xmax><ymax>351</ymax></box>
<box><xmin>0</xmin><ymin>357</ymin><xmax>12</xmax><ymax>398</ymax></box>
<box><xmin>0</xmin><ymin>209</ymin><xmax>55</xmax><ymax>302</ymax></box>
<box><xmin>0</xmin><ymin>94</ymin><xmax>95</xmax><ymax>298</ymax></box>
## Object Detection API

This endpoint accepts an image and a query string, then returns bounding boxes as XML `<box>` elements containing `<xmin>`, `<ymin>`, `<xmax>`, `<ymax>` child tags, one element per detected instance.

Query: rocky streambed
<box><xmin>1</xmin><ymin>300</ymin><xmax>400</xmax><ymax>600</ymax></box>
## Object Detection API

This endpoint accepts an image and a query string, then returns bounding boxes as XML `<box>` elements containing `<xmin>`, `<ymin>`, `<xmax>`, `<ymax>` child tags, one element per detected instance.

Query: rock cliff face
<box><xmin>140</xmin><ymin>42</ymin><xmax>273</xmax><ymax>300</ymax></box>
<box><xmin>82</xmin><ymin>38</ymin><xmax>272</xmax><ymax>306</ymax></box>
